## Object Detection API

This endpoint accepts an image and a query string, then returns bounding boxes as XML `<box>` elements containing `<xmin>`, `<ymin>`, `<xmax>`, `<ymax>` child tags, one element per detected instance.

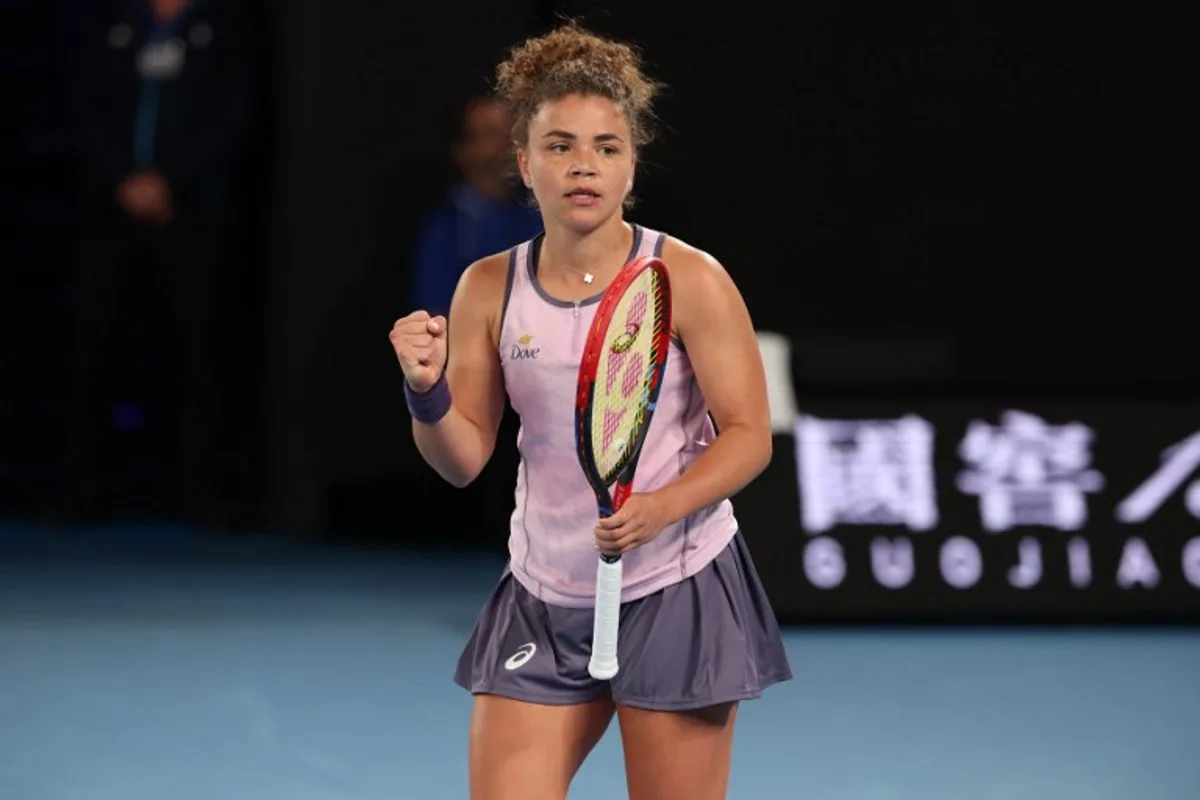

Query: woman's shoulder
<box><xmin>451</xmin><ymin>249</ymin><xmax>516</xmax><ymax>326</ymax></box>
<box><xmin>657</xmin><ymin>232</ymin><xmax>733</xmax><ymax>287</ymax></box>
<box><xmin>652</xmin><ymin>230</ymin><xmax>750</xmax><ymax>344</ymax></box>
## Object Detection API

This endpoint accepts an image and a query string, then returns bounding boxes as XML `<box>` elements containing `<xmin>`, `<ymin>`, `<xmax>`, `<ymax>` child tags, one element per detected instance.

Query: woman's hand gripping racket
<box><xmin>575</xmin><ymin>256</ymin><xmax>673</xmax><ymax>681</ymax></box>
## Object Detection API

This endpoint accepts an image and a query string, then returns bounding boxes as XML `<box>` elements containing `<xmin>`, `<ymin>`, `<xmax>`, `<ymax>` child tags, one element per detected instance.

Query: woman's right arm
<box><xmin>406</xmin><ymin>254</ymin><xmax>508</xmax><ymax>488</ymax></box>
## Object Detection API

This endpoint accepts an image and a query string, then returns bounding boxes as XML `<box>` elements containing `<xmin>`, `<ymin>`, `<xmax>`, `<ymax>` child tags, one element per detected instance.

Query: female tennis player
<box><xmin>390</xmin><ymin>22</ymin><xmax>791</xmax><ymax>800</ymax></box>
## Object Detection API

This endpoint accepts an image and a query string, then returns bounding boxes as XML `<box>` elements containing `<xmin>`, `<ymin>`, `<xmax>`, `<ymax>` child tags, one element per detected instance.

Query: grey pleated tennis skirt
<box><xmin>453</xmin><ymin>530</ymin><xmax>793</xmax><ymax>711</ymax></box>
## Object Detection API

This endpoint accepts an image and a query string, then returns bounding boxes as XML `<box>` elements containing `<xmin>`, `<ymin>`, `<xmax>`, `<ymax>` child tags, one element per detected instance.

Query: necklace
<box><xmin>554</xmin><ymin>262</ymin><xmax>597</xmax><ymax>284</ymax></box>
<box><xmin>541</xmin><ymin>247</ymin><xmax>599</xmax><ymax>284</ymax></box>
<box><xmin>559</xmin><ymin>264</ymin><xmax>594</xmax><ymax>284</ymax></box>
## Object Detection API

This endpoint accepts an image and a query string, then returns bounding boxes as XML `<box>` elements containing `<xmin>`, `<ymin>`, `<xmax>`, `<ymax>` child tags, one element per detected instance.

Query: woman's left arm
<box><xmin>651</xmin><ymin>243</ymin><xmax>773</xmax><ymax>523</ymax></box>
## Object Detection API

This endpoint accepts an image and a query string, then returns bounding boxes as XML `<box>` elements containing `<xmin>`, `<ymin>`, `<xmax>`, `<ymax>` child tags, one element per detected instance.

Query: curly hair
<box><xmin>495</xmin><ymin>22</ymin><xmax>663</xmax><ymax>152</ymax></box>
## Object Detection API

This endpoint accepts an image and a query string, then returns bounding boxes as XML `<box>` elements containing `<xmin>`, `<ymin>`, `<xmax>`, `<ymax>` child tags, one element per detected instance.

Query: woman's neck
<box><xmin>540</xmin><ymin>217</ymin><xmax>634</xmax><ymax>284</ymax></box>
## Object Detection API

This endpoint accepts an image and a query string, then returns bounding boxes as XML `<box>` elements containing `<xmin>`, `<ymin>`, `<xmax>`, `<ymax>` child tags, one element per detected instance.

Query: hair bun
<box><xmin>495</xmin><ymin>21</ymin><xmax>662</xmax><ymax>150</ymax></box>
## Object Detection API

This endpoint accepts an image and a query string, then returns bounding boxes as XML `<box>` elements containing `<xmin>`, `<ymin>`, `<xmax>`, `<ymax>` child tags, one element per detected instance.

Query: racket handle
<box><xmin>588</xmin><ymin>557</ymin><xmax>623</xmax><ymax>680</ymax></box>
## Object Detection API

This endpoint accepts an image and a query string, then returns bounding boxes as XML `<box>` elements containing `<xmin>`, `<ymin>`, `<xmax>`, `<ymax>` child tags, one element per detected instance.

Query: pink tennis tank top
<box><xmin>498</xmin><ymin>224</ymin><xmax>739</xmax><ymax>608</ymax></box>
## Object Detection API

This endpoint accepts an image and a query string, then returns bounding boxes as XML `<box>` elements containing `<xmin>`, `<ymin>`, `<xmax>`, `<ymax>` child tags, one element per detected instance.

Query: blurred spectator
<box><xmin>59</xmin><ymin>0</ymin><xmax>263</xmax><ymax>528</ymax></box>
<box><xmin>410</xmin><ymin>96</ymin><xmax>542</xmax><ymax>318</ymax></box>
<box><xmin>408</xmin><ymin>96</ymin><xmax>540</xmax><ymax>538</ymax></box>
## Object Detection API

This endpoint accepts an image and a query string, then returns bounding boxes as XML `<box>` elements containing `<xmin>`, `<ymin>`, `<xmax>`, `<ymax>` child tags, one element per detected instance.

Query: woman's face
<box><xmin>518</xmin><ymin>93</ymin><xmax>636</xmax><ymax>234</ymax></box>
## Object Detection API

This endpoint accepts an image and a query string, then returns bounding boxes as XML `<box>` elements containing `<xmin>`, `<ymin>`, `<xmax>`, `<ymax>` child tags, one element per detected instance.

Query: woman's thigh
<box><xmin>469</xmin><ymin>693</ymin><xmax>616</xmax><ymax>800</ymax></box>
<box><xmin>617</xmin><ymin>701</ymin><xmax>739</xmax><ymax>800</ymax></box>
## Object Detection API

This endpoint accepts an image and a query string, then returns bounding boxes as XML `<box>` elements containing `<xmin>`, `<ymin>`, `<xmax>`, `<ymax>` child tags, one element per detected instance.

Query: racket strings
<box><xmin>590</xmin><ymin>273</ymin><xmax>668</xmax><ymax>481</ymax></box>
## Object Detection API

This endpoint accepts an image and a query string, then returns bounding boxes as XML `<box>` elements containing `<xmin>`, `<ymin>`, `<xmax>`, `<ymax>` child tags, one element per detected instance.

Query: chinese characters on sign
<box><xmin>1116</xmin><ymin>433</ymin><xmax>1200</xmax><ymax>523</ymax></box>
<box><xmin>794</xmin><ymin>411</ymin><xmax>1200</xmax><ymax>593</ymax></box>
<box><xmin>795</xmin><ymin>414</ymin><xmax>938</xmax><ymax>533</ymax></box>
<box><xmin>957</xmin><ymin>410</ymin><xmax>1104</xmax><ymax>532</ymax></box>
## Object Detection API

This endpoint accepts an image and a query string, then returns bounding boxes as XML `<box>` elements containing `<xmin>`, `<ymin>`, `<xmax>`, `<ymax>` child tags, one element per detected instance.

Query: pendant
<box><xmin>583</xmin><ymin>273</ymin><xmax>594</xmax><ymax>284</ymax></box>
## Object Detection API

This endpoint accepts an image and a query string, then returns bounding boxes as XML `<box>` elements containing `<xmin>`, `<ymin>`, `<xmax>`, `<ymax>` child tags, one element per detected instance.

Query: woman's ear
<box><xmin>517</xmin><ymin>148</ymin><xmax>532</xmax><ymax>188</ymax></box>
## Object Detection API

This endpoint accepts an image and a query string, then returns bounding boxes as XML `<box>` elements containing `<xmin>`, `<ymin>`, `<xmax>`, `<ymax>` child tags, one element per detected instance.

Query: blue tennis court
<box><xmin>1</xmin><ymin>520</ymin><xmax>1197</xmax><ymax>799</ymax></box>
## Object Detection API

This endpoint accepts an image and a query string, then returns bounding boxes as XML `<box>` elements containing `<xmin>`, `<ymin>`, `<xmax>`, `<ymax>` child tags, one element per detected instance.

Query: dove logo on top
<box><xmin>510</xmin><ymin>333</ymin><xmax>541</xmax><ymax>361</ymax></box>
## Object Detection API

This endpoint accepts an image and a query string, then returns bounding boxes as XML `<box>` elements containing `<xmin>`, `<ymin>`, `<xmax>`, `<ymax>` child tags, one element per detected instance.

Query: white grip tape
<box><xmin>587</xmin><ymin>558</ymin><xmax>623</xmax><ymax>680</ymax></box>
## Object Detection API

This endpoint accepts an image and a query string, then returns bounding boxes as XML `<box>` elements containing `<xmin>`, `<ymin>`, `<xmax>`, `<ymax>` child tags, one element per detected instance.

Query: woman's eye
<box><xmin>600</xmin><ymin>146</ymin><xmax>618</xmax><ymax>157</ymax></box>
<box><xmin>549</xmin><ymin>143</ymin><xmax>569</xmax><ymax>154</ymax></box>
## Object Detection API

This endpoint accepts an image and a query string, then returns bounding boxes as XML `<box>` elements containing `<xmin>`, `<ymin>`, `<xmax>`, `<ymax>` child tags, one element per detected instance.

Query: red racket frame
<box><xmin>574</xmin><ymin>256</ymin><xmax>674</xmax><ymax>544</ymax></box>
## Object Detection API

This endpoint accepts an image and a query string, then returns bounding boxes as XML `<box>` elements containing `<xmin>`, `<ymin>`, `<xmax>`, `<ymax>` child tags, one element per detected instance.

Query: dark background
<box><xmin>2</xmin><ymin>1</ymin><xmax>1194</xmax><ymax>620</ymax></box>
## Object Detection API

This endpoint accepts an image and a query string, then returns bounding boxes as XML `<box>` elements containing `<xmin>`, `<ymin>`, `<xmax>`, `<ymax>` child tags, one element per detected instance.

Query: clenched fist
<box><xmin>390</xmin><ymin>311</ymin><xmax>447</xmax><ymax>392</ymax></box>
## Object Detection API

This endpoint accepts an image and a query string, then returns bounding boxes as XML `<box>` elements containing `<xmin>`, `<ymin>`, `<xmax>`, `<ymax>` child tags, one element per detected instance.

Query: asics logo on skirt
<box><xmin>504</xmin><ymin>642</ymin><xmax>537</xmax><ymax>671</ymax></box>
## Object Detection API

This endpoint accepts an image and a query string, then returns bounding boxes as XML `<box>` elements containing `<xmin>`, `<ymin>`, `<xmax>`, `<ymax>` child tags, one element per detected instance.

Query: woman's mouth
<box><xmin>565</xmin><ymin>187</ymin><xmax>601</xmax><ymax>207</ymax></box>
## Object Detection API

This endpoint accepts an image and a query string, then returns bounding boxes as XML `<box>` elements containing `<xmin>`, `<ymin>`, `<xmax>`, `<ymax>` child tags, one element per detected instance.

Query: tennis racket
<box><xmin>575</xmin><ymin>255</ymin><xmax>673</xmax><ymax>681</ymax></box>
